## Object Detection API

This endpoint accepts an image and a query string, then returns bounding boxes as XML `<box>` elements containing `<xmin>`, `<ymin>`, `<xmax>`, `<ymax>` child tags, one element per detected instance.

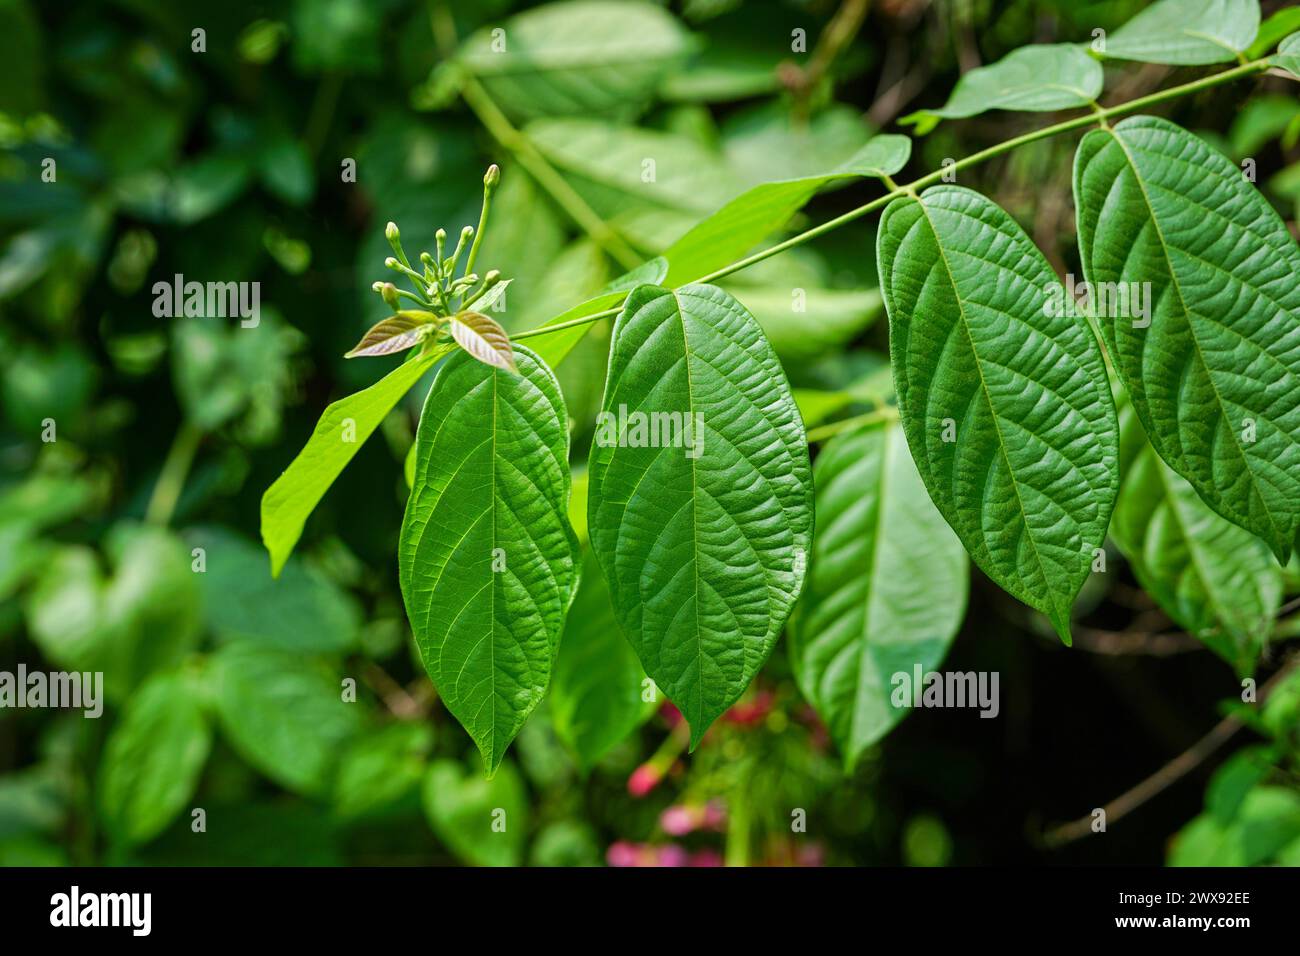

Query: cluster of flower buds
<box><xmin>369</xmin><ymin>164</ymin><xmax>504</xmax><ymax>319</ymax></box>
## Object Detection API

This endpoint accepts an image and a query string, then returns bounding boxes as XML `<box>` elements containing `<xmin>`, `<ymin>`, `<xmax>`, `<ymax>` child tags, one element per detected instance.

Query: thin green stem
<box><xmin>458</xmin><ymin>78</ymin><xmax>643</xmax><ymax>271</ymax></box>
<box><xmin>805</xmin><ymin>405</ymin><xmax>899</xmax><ymax>443</ymax></box>
<box><xmin>145</xmin><ymin>420</ymin><xmax>203</xmax><ymax>526</ymax></box>
<box><xmin>509</xmin><ymin>58</ymin><xmax>1269</xmax><ymax>343</ymax></box>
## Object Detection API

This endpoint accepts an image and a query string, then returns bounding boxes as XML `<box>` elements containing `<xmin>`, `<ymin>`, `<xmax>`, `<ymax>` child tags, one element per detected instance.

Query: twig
<box><xmin>1043</xmin><ymin>653</ymin><xmax>1300</xmax><ymax>847</ymax></box>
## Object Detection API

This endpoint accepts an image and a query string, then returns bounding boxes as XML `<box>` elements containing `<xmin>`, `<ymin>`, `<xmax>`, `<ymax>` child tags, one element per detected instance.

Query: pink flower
<box><xmin>688</xmin><ymin>848</ymin><xmax>724</xmax><ymax>867</ymax></box>
<box><xmin>656</xmin><ymin>844</ymin><xmax>689</xmax><ymax>867</ymax></box>
<box><xmin>606</xmin><ymin>841</ymin><xmax>641</xmax><ymax>868</ymax></box>
<box><xmin>627</xmin><ymin>763</ymin><xmax>662</xmax><ymax>797</ymax></box>
<box><xmin>660</xmin><ymin>805</ymin><xmax>696</xmax><ymax>836</ymax></box>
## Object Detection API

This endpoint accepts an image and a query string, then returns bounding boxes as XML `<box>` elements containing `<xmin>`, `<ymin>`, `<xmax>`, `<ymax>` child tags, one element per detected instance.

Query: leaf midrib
<box><xmin>911</xmin><ymin>195</ymin><xmax>1062</xmax><ymax>624</ymax></box>
<box><xmin>1103</xmin><ymin>126</ymin><xmax>1286</xmax><ymax>549</ymax></box>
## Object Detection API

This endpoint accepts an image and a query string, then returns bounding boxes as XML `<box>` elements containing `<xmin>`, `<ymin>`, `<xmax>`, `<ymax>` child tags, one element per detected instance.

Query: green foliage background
<box><xmin>2</xmin><ymin>0</ymin><xmax>1299</xmax><ymax>867</ymax></box>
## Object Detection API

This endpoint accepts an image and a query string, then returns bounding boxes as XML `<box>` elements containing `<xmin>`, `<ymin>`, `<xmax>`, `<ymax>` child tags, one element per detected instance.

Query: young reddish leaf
<box><xmin>345</xmin><ymin>311</ymin><xmax>438</xmax><ymax>358</ymax></box>
<box><xmin>449</xmin><ymin>311</ymin><xmax>517</xmax><ymax>372</ymax></box>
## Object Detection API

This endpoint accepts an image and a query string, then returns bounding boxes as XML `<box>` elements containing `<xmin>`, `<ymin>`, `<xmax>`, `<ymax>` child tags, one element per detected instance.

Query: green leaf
<box><xmin>663</xmin><ymin>134</ymin><xmax>911</xmax><ymax>286</ymax></box>
<box><xmin>587</xmin><ymin>284</ymin><xmax>813</xmax><ymax>747</ymax></box>
<box><xmin>211</xmin><ymin>643</ymin><xmax>363</xmax><ymax>797</ymax></box>
<box><xmin>332</xmin><ymin>722</ymin><xmax>434</xmax><ymax>820</ymax></box>
<box><xmin>345</xmin><ymin>311</ymin><xmax>437</xmax><ymax>358</ymax></box>
<box><xmin>261</xmin><ymin>347</ymin><xmax>445</xmax><ymax>576</ymax></box>
<box><xmin>1074</xmin><ymin>115</ymin><xmax>1300</xmax><ymax>562</ymax></box>
<box><xmin>551</xmin><ymin>554</ymin><xmax>656</xmax><ymax>771</ymax></box>
<box><xmin>189</xmin><ymin>525</ymin><xmax>361</xmax><ymax>653</ymax></box>
<box><xmin>901</xmin><ymin>45</ymin><xmax>1103</xmax><ymax>132</ymax></box>
<box><xmin>1111</xmin><ymin>405</ymin><xmax>1279</xmax><ymax>676</ymax></box>
<box><xmin>99</xmin><ymin>672</ymin><xmax>211</xmax><ymax>845</ymax></box>
<box><xmin>790</xmin><ymin>421</ymin><xmax>968</xmax><ymax>770</ymax></box>
<box><xmin>399</xmin><ymin>345</ymin><xmax>579</xmax><ymax>774</ymax></box>
<box><xmin>25</xmin><ymin>525</ymin><xmax>202</xmax><ymax>701</ymax></box>
<box><xmin>1273</xmin><ymin>31</ymin><xmax>1300</xmax><ymax>78</ymax></box>
<box><xmin>422</xmin><ymin>759</ymin><xmax>527</xmax><ymax>866</ymax></box>
<box><xmin>1170</xmin><ymin>786</ymin><xmax>1300</xmax><ymax>866</ymax></box>
<box><xmin>1103</xmin><ymin>0</ymin><xmax>1260</xmax><ymax>65</ymax></box>
<box><xmin>734</xmin><ymin>286</ymin><xmax>883</xmax><ymax>363</ymax></box>
<box><xmin>877</xmin><ymin>186</ymin><xmax>1119</xmax><ymax>640</ymax></box>
<box><xmin>459</xmin><ymin>1</ymin><xmax>693</xmax><ymax>122</ymax></box>
<box><xmin>448</xmin><ymin>310</ymin><xmax>518</xmax><ymax>372</ymax></box>
<box><xmin>1248</xmin><ymin>7</ymin><xmax>1300</xmax><ymax>58</ymax></box>
<box><xmin>525</xmin><ymin>118</ymin><xmax>737</xmax><ymax>251</ymax></box>
<box><xmin>721</xmin><ymin>102</ymin><xmax>874</xmax><ymax>187</ymax></box>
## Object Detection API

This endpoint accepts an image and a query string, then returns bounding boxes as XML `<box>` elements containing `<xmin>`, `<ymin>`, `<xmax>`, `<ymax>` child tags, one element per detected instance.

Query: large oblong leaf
<box><xmin>902</xmin><ymin>45</ymin><xmax>1103</xmax><ymax>133</ymax></box>
<box><xmin>550</xmin><ymin>553</ymin><xmax>656</xmax><ymax>772</ymax></box>
<box><xmin>587</xmin><ymin>283</ymin><xmax>813</xmax><ymax>747</ymax></box>
<box><xmin>1103</xmin><ymin>0</ymin><xmax>1259</xmax><ymax>65</ymax></box>
<box><xmin>1075</xmin><ymin>115</ymin><xmax>1300</xmax><ymax>563</ymax></box>
<box><xmin>99</xmin><ymin>672</ymin><xmax>211</xmax><ymax>845</ymax></box>
<box><xmin>877</xmin><ymin>185</ymin><xmax>1119</xmax><ymax>640</ymax></box>
<box><xmin>458</xmin><ymin>1</ymin><xmax>692</xmax><ymax>122</ymax></box>
<box><xmin>1112</xmin><ymin>404</ymin><xmax>1280</xmax><ymax>676</ymax></box>
<box><xmin>790</xmin><ymin>421</ymin><xmax>968</xmax><ymax>771</ymax></box>
<box><xmin>261</xmin><ymin>347</ymin><xmax>446</xmax><ymax>576</ymax></box>
<box><xmin>399</xmin><ymin>344</ymin><xmax>579</xmax><ymax>774</ymax></box>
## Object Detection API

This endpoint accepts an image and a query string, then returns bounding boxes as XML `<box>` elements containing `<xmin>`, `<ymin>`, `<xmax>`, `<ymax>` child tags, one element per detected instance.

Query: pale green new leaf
<box><xmin>877</xmin><ymin>186</ymin><xmax>1119</xmax><ymax>640</ymax></box>
<box><xmin>551</xmin><ymin>554</ymin><xmax>656</xmax><ymax>771</ymax></box>
<box><xmin>1074</xmin><ymin>115</ymin><xmax>1300</xmax><ymax>562</ymax></box>
<box><xmin>587</xmin><ymin>284</ymin><xmax>813</xmax><ymax>747</ymax></box>
<box><xmin>790</xmin><ymin>421</ymin><xmax>968</xmax><ymax>771</ymax></box>
<box><xmin>399</xmin><ymin>345</ymin><xmax>579</xmax><ymax>774</ymax></box>
<box><xmin>422</xmin><ymin>759</ymin><xmax>527</xmax><ymax>866</ymax></box>
<box><xmin>99</xmin><ymin>672</ymin><xmax>211</xmax><ymax>845</ymax></box>
<box><xmin>261</xmin><ymin>347</ymin><xmax>445</xmax><ymax>576</ymax></box>
<box><xmin>902</xmin><ymin>45</ymin><xmax>1103</xmax><ymax>133</ymax></box>
<box><xmin>1104</xmin><ymin>0</ymin><xmax>1260</xmax><ymax>65</ymax></box>
<box><xmin>458</xmin><ymin>1</ymin><xmax>693</xmax><ymax>122</ymax></box>
<box><xmin>212</xmin><ymin>643</ymin><xmax>363</xmax><ymax>797</ymax></box>
<box><xmin>1111</xmin><ymin>405</ymin><xmax>1279</xmax><ymax>676</ymax></box>
<box><xmin>1274</xmin><ymin>31</ymin><xmax>1300</xmax><ymax>77</ymax></box>
<box><xmin>663</xmin><ymin>134</ymin><xmax>911</xmax><ymax>286</ymax></box>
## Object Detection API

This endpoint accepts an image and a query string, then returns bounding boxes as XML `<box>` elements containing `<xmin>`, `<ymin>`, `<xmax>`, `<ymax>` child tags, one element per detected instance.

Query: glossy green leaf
<box><xmin>791</xmin><ymin>421</ymin><xmax>968</xmax><ymax>770</ymax></box>
<box><xmin>587</xmin><ymin>284</ymin><xmax>813</xmax><ymax>746</ymax></box>
<box><xmin>189</xmin><ymin>526</ymin><xmax>361</xmax><ymax>653</ymax></box>
<box><xmin>1075</xmin><ymin>115</ymin><xmax>1300</xmax><ymax>562</ymax></box>
<box><xmin>211</xmin><ymin>643</ymin><xmax>362</xmax><ymax>797</ymax></box>
<box><xmin>877</xmin><ymin>186</ymin><xmax>1119</xmax><ymax>640</ymax></box>
<box><xmin>99</xmin><ymin>672</ymin><xmax>211</xmax><ymax>845</ymax></box>
<box><xmin>458</xmin><ymin>1</ymin><xmax>692</xmax><ymax>122</ymax></box>
<box><xmin>422</xmin><ymin>759</ymin><xmax>527</xmax><ymax>866</ymax></box>
<box><xmin>399</xmin><ymin>345</ymin><xmax>579</xmax><ymax>774</ymax></box>
<box><xmin>1104</xmin><ymin>0</ymin><xmax>1259</xmax><ymax>65</ymax></box>
<box><xmin>261</xmin><ymin>347</ymin><xmax>445</xmax><ymax>576</ymax></box>
<box><xmin>1274</xmin><ymin>31</ymin><xmax>1300</xmax><ymax>77</ymax></box>
<box><xmin>1111</xmin><ymin>405</ymin><xmax>1279</xmax><ymax>676</ymax></box>
<box><xmin>901</xmin><ymin>45</ymin><xmax>1103</xmax><ymax>133</ymax></box>
<box><xmin>663</xmin><ymin>134</ymin><xmax>911</xmax><ymax>286</ymax></box>
<box><xmin>551</xmin><ymin>554</ymin><xmax>656</xmax><ymax>771</ymax></box>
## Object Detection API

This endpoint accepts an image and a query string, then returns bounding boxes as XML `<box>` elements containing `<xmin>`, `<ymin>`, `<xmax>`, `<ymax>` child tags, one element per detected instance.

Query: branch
<box><xmin>1042</xmin><ymin>653</ymin><xmax>1300</xmax><ymax>848</ymax></box>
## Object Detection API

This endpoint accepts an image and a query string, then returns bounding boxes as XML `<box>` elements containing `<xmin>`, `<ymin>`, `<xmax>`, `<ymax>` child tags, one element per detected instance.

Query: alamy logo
<box><xmin>0</xmin><ymin>666</ymin><xmax>102</xmax><ymax>718</ymax></box>
<box><xmin>594</xmin><ymin>404</ymin><xmax>705</xmax><ymax>459</ymax></box>
<box><xmin>50</xmin><ymin>886</ymin><xmax>151</xmax><ymax>936</ymax></box>
<box><xmin>890</xmin><ymin>665</ymin><xmax>1000</xmax><ymax>718</ymax></box>
<box><xmin>1044</xmin><ymin>273</ymin><xmax>1152</xmax><ymax>328</ymax></box>
<box><xmin>152</xmin><ymin>273</ymin><xmax>260</xmax><ymax>327</ymax></box>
